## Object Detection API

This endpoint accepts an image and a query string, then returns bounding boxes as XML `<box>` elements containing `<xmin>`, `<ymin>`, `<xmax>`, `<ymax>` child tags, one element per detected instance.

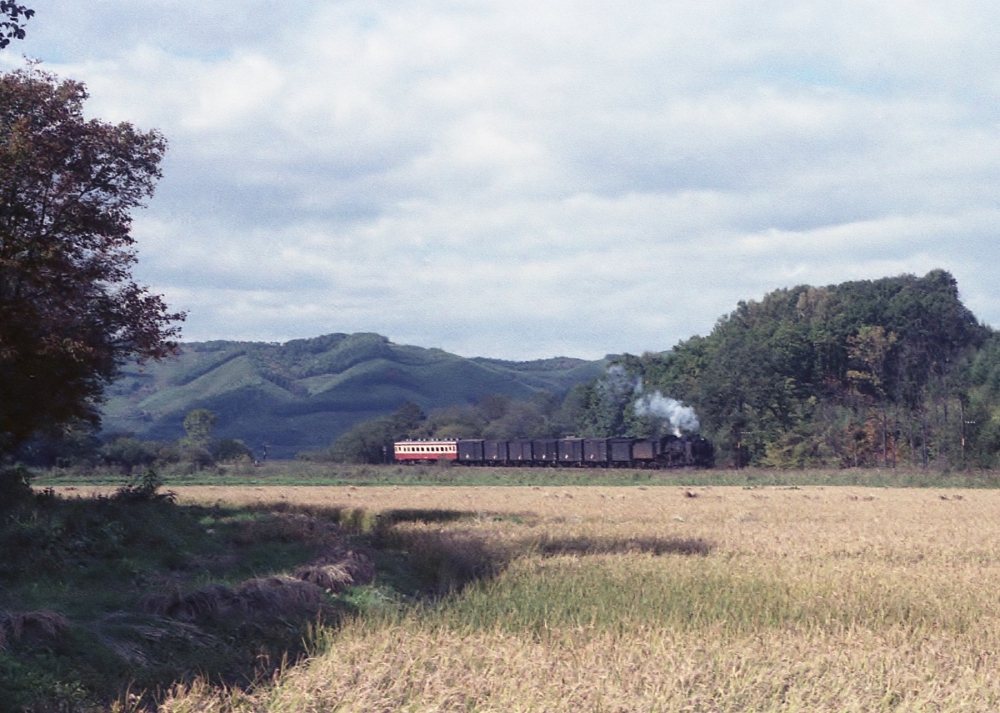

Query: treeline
<box><xmin>16</xmin><ymin>409</ymin><xmax>254</xmax><ymax>473</ymax></box>
<box><xmin>304</xmin><ymin>392</ymin><xmax>588</xmax><ymax>463</ymax></box>
<box><xmin>326</xmin><ymin>270</ymin><xmax>1000</xmax><ymax>471</ymax></box>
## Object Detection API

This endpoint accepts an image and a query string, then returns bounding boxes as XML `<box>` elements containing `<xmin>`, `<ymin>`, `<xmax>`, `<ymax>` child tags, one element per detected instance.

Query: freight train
<box><xmin>394</xmin><ymin>435</ymin><xmax>714</xmax><ymax>468</ymax></box>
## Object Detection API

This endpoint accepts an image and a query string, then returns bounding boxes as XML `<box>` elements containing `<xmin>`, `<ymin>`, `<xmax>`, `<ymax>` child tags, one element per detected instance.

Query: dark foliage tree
<box><xmin>101</xmin><ymin>435</ymin><xmax>158</xmax><ymax>472</ymax></box>
<box><xmin>0</xmin><ymin>2</ymin><xmax>32</xmax><ymax>49</ymax></box>
<box><xmin>212</xmin><ymin>437</ymin><xmax>253</xmax><ymax>463</ymax></box>
<box><xmin>413</xmin><ymin>390</ymin><xmax>576</xmax><ymax>441</ymax></box>
<box><xmin>0</xmin><ymin>68</ymin><xmax>183</xmax><ymax>455</ymax></box>
<box><xmin>182</xmin><ymin>408</ymin><xmax>217</xmax><ymax>449</ymax></box>
<box><xmin>328</xmin><ymin>401</ymin><xmax>427</xmax><ymax>463</ymax></box>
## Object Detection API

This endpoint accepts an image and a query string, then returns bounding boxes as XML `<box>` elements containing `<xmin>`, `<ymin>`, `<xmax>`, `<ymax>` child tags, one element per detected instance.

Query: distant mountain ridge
<box><xmin>101</xmin><ymin>333</ymin><xmax>605</xmax><ymax>458</ymax></box>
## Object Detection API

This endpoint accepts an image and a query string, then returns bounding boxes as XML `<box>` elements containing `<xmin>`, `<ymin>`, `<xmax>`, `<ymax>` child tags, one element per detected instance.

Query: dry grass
<box><xmin>142</xmin><ymin>552</ymin><xmax>375</xmax><ymax>621</ymax></box>
<box><xmin>294</xmin><ymin>551</ymin><xmax>375</xmax><ymax>594</ymax></box>
<box><xmin>125</xmin><ymin>485</ymin><xmax>1000</xmax><ymax>711</ymax></box>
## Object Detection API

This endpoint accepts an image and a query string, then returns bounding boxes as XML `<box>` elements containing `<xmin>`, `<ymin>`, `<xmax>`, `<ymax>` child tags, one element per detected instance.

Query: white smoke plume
<box><xmin>600</xmin><ymin>364</ymin><xmax>701</xmax><ymax>435</ymax></box>
<box><xmin>633</xmin><ymin>390</ymin><xmax>700</xmax><ymax>435</ymax></box>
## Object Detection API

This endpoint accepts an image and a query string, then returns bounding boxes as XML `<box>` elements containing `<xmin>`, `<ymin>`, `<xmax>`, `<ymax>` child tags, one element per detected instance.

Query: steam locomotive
<box><xmin>394</xmin><ymin>434</ymin><xmax>714</xmax><ymax>468</ymax></box>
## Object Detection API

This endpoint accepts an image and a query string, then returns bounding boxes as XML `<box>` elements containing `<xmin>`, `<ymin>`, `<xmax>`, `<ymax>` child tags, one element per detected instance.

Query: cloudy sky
<box><xmin>4</xmin><ymin>1</ymin><xmax>999</xmax><ymax>359</ymax></box>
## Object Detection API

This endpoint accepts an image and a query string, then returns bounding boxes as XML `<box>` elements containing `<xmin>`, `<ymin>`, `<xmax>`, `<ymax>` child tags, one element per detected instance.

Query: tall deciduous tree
<box><xmin>846</xmin><ymin>324</ymin><xmax>898</xmax><ymax>467</ymax></box>
<box><xmin>0</xmin><ymin>2</ymin><xmax>32</xmax><ymax>49</ymax></box>
<box><xmin>0</xmin><ymin>68</ymin><xmax>183</xmax><ymax>453</ymax></box>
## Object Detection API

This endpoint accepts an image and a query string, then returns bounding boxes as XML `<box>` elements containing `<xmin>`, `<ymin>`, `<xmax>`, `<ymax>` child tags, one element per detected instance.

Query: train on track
<box><xmin>394</xmin><ymin>435</ymin><xmax>714</xmax><ymax>468</ymax></box>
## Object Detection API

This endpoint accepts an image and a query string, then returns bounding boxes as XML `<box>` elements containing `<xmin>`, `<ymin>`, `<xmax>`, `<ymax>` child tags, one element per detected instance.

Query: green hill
<box><xmin>579</xmin><ymin>270</ymin><xmax>997</xmax><ymax>469</ymax></box>
<box><xmin>101</xmin><ymin>333</ymin><xmax>605</xmax><ymax>458</ymax></box>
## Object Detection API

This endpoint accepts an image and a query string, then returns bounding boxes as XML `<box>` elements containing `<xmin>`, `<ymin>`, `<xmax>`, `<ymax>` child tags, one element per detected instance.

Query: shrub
<box><xmin>112</xmin><ymin>468</ymin><xmax>175</xmax><ymax>503</ymax></box>
<box><xmin>154</xmin><ymin>442</ymin><xmax>182</xmax><ymax>464</ymax></box>
<box><xmin>180</xmin><ymin>446</ymin><xmax>214</xmax><ymax>470</ymax></box>
<box><xmin>101</xmin><ymin>436</ymin><xmax>157</xmax><ymax>472</ymax></box>
<box><xmin>213</xmin><ymin>438</ymin><xmax>253</xmax><ymax>463</ymax></box>
<box><xmin>0</xmin><ymin>465</ymin><xmax>32</xmax><ymax>512</ymax></box>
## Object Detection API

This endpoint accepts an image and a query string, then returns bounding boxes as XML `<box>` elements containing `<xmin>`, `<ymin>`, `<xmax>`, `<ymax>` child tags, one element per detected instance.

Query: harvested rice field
<box><xmin>148</xmin><ymin>485</ymin><xmax>1000</xmax><ymax>712</ymax></box>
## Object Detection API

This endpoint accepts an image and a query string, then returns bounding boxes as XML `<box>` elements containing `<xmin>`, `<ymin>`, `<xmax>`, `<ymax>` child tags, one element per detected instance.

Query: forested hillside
<box><xmin>576</xmin><ymin>270</ymin><xmax>997</xmax><ymax>469</ymax></box>
<box><xmin>100</xmin><ymin>333</ymin><xmax>604</xmax><ymax>458</ymax></box>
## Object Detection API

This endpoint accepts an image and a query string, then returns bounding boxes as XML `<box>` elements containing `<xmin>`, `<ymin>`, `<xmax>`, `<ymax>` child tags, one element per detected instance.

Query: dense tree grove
<box><xmin>16</xmin><ymin>408</ymin><xmax>254</xmax><ymax>471</ymax></box>
<box><xmin>321</xmin><ymin>401</ymin><xmax>426</xmax><ymax>464</ymax></box>
<box><xmin>596</xmin><ymin>270</ymin><xmax>992</xmax><ymax>469</ymax></box>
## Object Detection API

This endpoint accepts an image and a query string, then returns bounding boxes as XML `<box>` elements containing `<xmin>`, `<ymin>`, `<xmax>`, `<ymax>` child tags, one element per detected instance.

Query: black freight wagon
<box><xmin>457</xmin><ymin>439</ymin><xmax>484</xmax><ymax>463</ymax></box>
<box><xmin>483</xmin><ymin>440</ymin><xmax>508</xmax><ymax>464</ymax></box>
<box><xmin>558</xmin><ymin>438</ymin><xmax>584</xmax><ymax>465</ymax></box>
<box><xmin>532</xmin><ymin>439</ymin><xmax>558</xmax><ymax>464</ymax></box>
<box><xmin>584</xmin><ymin>438</ymin><xmax>609</xmax><ymax>465</ymax></box>
<box><xmin>609</xmin><ymin>438</ymin><xmax>633</xmax><ymax>465</ymax></box>
<box><xmin>509</xmin><ymin>440</ymin><xmax>533</xmax><ymax>464</ymax></box>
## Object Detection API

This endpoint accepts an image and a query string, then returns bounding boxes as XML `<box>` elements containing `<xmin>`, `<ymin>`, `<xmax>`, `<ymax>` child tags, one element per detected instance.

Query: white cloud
<box><xmin>5</xmin><ymin>0</ymin><xmax>1000</xmax><ymax>359</ymax></box>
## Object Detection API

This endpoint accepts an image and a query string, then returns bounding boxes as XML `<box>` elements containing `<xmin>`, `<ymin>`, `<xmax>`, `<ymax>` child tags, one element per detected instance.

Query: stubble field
<box><xmin>154</xmin><ymin>484</ymin><xmax>1000</xmax><ymax>712</ymax></box>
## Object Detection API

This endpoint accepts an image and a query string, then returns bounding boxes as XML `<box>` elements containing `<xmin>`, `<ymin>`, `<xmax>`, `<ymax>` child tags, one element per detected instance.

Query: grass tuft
<box><xmin>0</xmin><ymin>609</ymin><xmax>70</xmax><ymax>649</ymax></box>
<box><xmin>294</xmin><ymin>551</ymin><xmax>375</xmax><ymax>593</ymax></box>
<box><xmin>233</xmin><ymin>575</ymin><xmax>326</xmax><ymax>614</ymax></box>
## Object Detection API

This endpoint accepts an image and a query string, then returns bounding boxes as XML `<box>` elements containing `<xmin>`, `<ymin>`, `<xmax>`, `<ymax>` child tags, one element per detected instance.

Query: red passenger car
<box><xmin>394</xmin><ymin>440</ymin><xmax>458</xmax><ymax>463</ymax></box>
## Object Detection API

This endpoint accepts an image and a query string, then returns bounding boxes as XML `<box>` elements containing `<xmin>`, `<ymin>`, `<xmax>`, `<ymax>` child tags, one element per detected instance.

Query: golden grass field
<box><xmin>125</xmin><ymin>484</ymin><xmax>1000</xmax><ymax>712</ymax></box>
